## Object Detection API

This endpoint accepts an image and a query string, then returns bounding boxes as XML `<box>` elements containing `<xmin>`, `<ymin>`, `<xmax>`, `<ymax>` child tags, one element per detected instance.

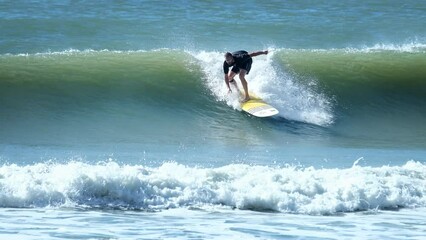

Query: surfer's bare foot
<box><xmin>242</xmin><ymin>96</ymin><xmax>250</xmax><ymax>103</ymax></box>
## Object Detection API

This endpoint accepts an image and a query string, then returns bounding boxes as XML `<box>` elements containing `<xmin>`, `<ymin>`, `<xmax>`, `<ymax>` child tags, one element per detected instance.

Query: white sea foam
<box><xmin>356</xmin><ymin>42</ymin><xmax>426</xmax><ymax>53</ymax></box>
<box><xmin>192</xmin><ymin>50</ymin><xmax>334</xmax><ymax>126</ymax></box>
<box><xmin>0</xmin><ymin>161</ymin><xmax>424</xmax><ymax>214</ymax></box>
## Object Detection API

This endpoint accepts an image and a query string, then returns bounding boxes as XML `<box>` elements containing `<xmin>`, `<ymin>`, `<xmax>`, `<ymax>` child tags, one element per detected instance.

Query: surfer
<box><xmin>223</xmin><ymin>50</ymin><xmax>268</xmax><ymax>102</ymax></box>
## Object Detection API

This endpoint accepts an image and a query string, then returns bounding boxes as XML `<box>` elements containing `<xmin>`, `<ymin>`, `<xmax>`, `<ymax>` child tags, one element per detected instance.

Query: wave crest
<box><xmin>1</xmin><ymin>161</ymin><xmax>425</xmax><ymax>214</ymax></box>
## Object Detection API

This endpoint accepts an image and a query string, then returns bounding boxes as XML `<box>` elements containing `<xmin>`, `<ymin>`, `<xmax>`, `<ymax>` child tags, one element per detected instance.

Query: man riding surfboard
<box><xmin>223</xmin><ymin>50</ymin><xmax>268</xmax><ymax>102</ymax></box>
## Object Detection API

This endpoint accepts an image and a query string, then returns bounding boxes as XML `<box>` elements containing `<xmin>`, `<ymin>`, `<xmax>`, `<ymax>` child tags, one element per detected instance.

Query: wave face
<box><xmin>0</xmin><ymin>161</ymin><xmax>425</xmax><ymax>214</ymax></box>
<box><xmin>0</xmin><ymin>50</ymin><xmax>217</xmax><ymax>146</ymax></box>
<box><xmin>275</xmin><ymin>45</ymin><xmax>426</xmax><ymax>146</ymax></box>
<box><xmin>1</xmin><ymin>46</ymin><xmax>426</xmax><ymax>148</ymax></box>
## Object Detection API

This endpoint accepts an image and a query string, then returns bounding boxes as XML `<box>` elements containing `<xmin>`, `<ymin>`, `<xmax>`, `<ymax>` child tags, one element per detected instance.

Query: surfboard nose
<box><xmin>241</xmin><ymin>99</ymin><xmax>279</xmax><ymax>117</ymax></box>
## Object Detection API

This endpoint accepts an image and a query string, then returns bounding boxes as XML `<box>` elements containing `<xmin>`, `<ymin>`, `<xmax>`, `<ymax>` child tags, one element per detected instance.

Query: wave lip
<box><xmin>0</xmin><ymin>161</ymin><xmax>424</xmax><ymax>214</ymax></box>
<box><xmin>351</xmin><ymin>42</ymin><xmax>426</xmax><ymax>53</ymax></box>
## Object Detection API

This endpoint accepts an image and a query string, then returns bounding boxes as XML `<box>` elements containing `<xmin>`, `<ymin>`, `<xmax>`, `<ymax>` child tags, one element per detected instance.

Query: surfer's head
<box><xmin>224</xmin><ymin>52</ymin><xmax>234</xmax><ymax>64</ymax></box>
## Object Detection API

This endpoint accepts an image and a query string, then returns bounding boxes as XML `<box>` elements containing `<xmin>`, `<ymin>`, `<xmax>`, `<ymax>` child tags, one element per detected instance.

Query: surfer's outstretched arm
<box><xmin>249</xmin><ymin>50</ymin><xmax>268</xmax><ymax>57</ymax></box>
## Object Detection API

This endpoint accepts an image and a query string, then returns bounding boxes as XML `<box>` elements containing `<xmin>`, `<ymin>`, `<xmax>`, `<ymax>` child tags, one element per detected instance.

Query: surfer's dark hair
<box><xmin>224</xmin><ymin>52</ymin><xmax>232</xmax><ymax>58</ymax></box>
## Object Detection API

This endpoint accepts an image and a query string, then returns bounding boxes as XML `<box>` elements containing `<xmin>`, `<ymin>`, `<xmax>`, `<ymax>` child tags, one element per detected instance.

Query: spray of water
<box><xmin>191</xmin><ymin>49</ymin><xmax>334</xmax><ymax>126</ymax></box>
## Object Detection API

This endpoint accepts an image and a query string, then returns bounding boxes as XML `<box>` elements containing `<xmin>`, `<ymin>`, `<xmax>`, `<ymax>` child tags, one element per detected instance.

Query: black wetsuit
<box><xmin>223</xmin><ymin>50</ymin><xmax>253</xmax><ymax>76</ymax></box>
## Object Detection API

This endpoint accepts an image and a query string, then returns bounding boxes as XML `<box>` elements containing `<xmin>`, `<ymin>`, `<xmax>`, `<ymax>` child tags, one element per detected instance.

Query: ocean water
<box><xmin>1</xmin><ymin>0</ymin><xmax>426</xmax><ymax>239</ymax></box>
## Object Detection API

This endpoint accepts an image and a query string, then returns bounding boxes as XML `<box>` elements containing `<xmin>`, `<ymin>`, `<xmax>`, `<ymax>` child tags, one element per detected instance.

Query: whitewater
<box><xmin>1</xmin><ymin>160</ymin><xmax>425</xmax><ymax>213</ymax></box>
<box><xmin>1</xmin><ymin>160</ymin><xmax>426</xmax><ymax>239</ymax></box>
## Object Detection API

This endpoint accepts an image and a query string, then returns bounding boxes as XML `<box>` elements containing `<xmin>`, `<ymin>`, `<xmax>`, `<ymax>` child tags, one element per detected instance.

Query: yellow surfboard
<box><xmin>241</xmin><ymin>94</ymin><xmax>279</xmax><ymax>117</ymax></box>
